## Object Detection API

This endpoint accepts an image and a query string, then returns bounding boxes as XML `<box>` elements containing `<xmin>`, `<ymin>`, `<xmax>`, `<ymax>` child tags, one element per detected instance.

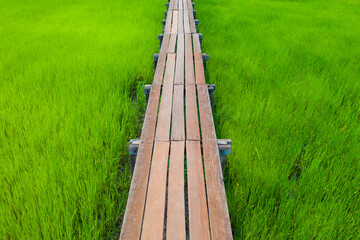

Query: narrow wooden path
<box><xmin>120</xmin><ymin>0</ymin><xmax>232</xmax><ymax>239</ymax></box>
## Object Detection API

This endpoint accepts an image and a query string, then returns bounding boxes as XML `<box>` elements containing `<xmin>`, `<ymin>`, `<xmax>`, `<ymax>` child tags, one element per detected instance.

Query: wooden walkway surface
<box><xmin>120</xmin><ymin>0</ymin><xmax>232</xmax><ymax>239</ymax></box>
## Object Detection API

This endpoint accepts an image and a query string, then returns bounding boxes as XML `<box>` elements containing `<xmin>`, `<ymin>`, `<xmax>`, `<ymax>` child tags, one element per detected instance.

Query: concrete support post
<box><xmin>206</xmin><ymin>84</ymin><xmax>215</xmax><ymax>106</ymax></box>
<box><xmin>129</xmin><ymin>139</ymin><xmax>141</xmax><ymax>175</ymax></box>
<box><xmin>154</xmin><ymin>53</ymin><xmax>159</xmax><ymax>71</ymax></box>
<box><xmin>158</xmin><ymin>34</ymin><xmax>164</xmax><ymax>48</ymax></box>
<box><xmin>144</xmin><ymin>85</ymin><xmax>152</xmax><ymax>103</ymax></box>
<box><xmin>202</xmin><ymin>53</ymin><xmax>209</xmax><ymax>72</ymax></box>
<box><xmin>194</xmin><ymin>19</ymin><xmax>199</xmax><ymax>32</ymax></box>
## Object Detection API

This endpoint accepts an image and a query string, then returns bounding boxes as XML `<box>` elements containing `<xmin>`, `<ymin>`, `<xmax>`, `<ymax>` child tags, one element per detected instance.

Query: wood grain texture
<box><xmin>139</xmin><ymin>85</ymin><xmax>162</xmax><ymax>142</ymax></box>
<box><xmin>186</xmin><ymin>140</ymin><xmax>211</xmax><ymax>240</ymax></box>
<box><xmin>178</xmin><ymin>10</ymin><xmax>184</xmax><ymax>33</ymax></box>
<box><xmin>155</xmin><ymin>54</ymin><xmax>175</xmax><ymax>141</ymax></box>
<box><xmin>164</xmin><ymin>10</ymin><xmax>173</xmax><ymax>34</ymax></box>
<box><xmin>171</xmin><ymin>85</ymin><xmax>185</xmax><ymax>140</ymax></box>
<box><xmin>119</xmin><ymin>142</ymin><xmax>154</xmax><ymax>240</ymax></box>
<box><xmin>154</xmin><ymin>34</ymin><xmax>170</xmax><ymax>85</ymax></box>
<box><xmin>175</xmin><ymin>33</ymin><xmax>184</xmax><ymax>84</ymax></box>
<box><xmin>185</xmin><ymin>84</ymin><xmax>200</xmax><ymax>140</ymax></box>
<box><xmin>166</xmin><ymin>141</ymin><xmax>186</xmax><ymax>240</ymax></box>
<box><xmin>194</xmin><ymin>52</ymin><xmax>206</xmax><ymax>84</ymax></box>
<box><xmin>168</xmin><ymin>34</ymin><xmax>177</xmax><ymax>53</ymax></box>
<box><xmin>185</xmin><ymin>34</ymin><xmax>195</xmax><ymax>84</ymax></box>
<box><xmin>171</xmin><ymin>11</ymin><xmax>178</xmax><ymax>34</ymax></box>
<box><xmin>141</xmin><ymin>142</ymin><xmax>170</xmax><ymax>240</ymax></box>
<box><xmin>192</xmin><ymin>33</ymin><xmax>201</xmax><ymax>54</ymax></box>
<box><xmin>184</xmin><ymin>10</ymin><xmax>191</xmax><ymax>33</ymax></box>
<box><xmin>197</xmin><ymin>84</ymin><xmax>233</xmax><ymax>240</ymax></box>
<box><xmin>188</xmin><ymin>10</ymin><xmax>196</xmax><ymax>33</ymax></box>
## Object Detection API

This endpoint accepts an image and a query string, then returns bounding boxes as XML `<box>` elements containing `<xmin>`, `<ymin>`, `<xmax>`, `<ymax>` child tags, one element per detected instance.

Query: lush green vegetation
<box><xmin>197</xmin><ymin>0</ymin><xmax>360</xmax><ymax>238</ymax></box>
<box><xmin>0</xmin><ymin>0</ymin><xmax>163</xmax><ymax>238</ymax></box>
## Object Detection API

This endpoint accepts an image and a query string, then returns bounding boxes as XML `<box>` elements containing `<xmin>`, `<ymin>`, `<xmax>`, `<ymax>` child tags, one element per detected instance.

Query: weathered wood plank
<box><xmin>155</xmin><ymin>54</ymin><xmax>175</xmax><ymax>141</ymax></box>
<box><xmin>171</xmin><ymin>85</ymin><xmax>185</xmax><ymax>140</ymax></box>
<box><xmin>141</xmin><ymin>142</ymin><xmax>170</xmax><ymax>240</ymax></box>
<box><xmin>185</xmin><ymin>34</ymin><xmax>195</xmax><ymax>84</ymax></box>
<box><xmin>197</xmin><ymin>84</ymin><xmax>233</xmax><ymax>239</ymax></box>
<box><xmin>154</xmin><ymin>34</ymin><xmax>171</xmax><ymax>85</ymax></box>
<box><xmin>167</xmin><ymin>141</ymin><xmax>186</xmax><ymax>240</ymax></box>
<box><xmin>174</xmin><ymin>33</ymin><xmax>184</xmax><ymax>84</ymax></box>
<box><xmin>186</xmin><ymin>140</ymin><xmax>211</xmax><ymax>240</ymax></box>
<box><xmin>184</xmin><ymin>10</ymin><xmax>191</xmax><ymax>34</ymax></box>
<box><xmin>168</xmin><ymin>34</ymin><xmax>177</xmax><ymax>53</ymax></box>
<box><xmin>178</xmin><ymin>10</ymin><xmax>184</xmax><ymax>33</ymax></box>
<box><xmin>192</xmin><ymin>33</ymin><xmax>201</xmax><ymax>54</ymax></box>
<box><xmin>185</xmin><ymin>84</ymin><xmax>200</xmax><ymax>140</ymax></box>
<box><xmin>119</xmin><ymin>143</ymin><xmax>154</xmax><ymax>240</ymax></box>
<box><xmin>171</xmin><ymin>11</ymin><xmax>178</xmax><ymax>34</ymax></box>
<box><xmin>164</xmin><ymin>10</ymin><xmax>173</xmax><ymax>34</ymax></box>
<box><xmin>194</xmin><ymin>52</ymin><xmax>206</xmax><ymax>84</ymax></box>
<box><xmin>188</xmin><ymin>10</ymin><xmax>196</xmax><ymax>33</ymax></box>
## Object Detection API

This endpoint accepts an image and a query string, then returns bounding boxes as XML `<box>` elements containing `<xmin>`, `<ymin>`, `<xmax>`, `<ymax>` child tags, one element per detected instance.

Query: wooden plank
<box><xmin>188</xmin><ymin>10</ymin><xmax>196</xmax><ymax>33</ymax></box>
<box><xmin>119</xmin><ymin>143</ymin><xmax>154</xmax><ymax>240</ymax></box>
<box><xmin>120</xmin><ymin>85</ymin><xmax>162</xmax><ymax>239</ymax></box>
<box><xmin>179</xmin><ymin>0</ymin><xmax>183</xmax><ymax>10</ymax></box>
<box><xmin>194</xmin><ymin>53</ymin><xmax>205</xmax><ymax>84</ymax></box>
<box><xmin>139</xmin><ymin>85</ymin><xmax>162</xmax><ymax>142</ymax></box>
<box><xmin>185</xmin><ymin>0</ymin><xmax>192</xmax><ymax>10</ymax></box>
<box><xmin>178</xmin><ymin>10</ymin><xmax>184</xmax><ymax>33</ymax></box>
<box><xmin>163</xmin><ymin>53</ymin><xmax>176</xmax><ymax>86</ymax></box>
<box><xmin>184</xmin><ymin>10</ymin><xmax>191</xmax><ymax>33</ymax></box>
<box><xmin>197</xmin><ymin>84</ymin><xmax>233</xmax><ymax>239</ymax></box>
<box><xmin>141</xmin><ymin>142</ymin><xmax>170</xmax><ymax>240</ymax></box>
<box><xmin>154</xmin><ymin>34</ymin><xmax>171</xmax><ymax>85</ymax></box>
<box><xmin>155</xmin><ymin>54</ymin><xmax>175</xmax><ymax>141</ymax></box>
<box><xmin>192</xmin><ymin>33</ymin><xmax>201</xmax><ymax>53</ymax></box>
<box><xmin>174</xmin><ymin>33</ymin><xmax>184</xmax><ymax>84</ymax></box>
<box><xmin>168</xmin><ymin>34</ymin><xmax>177</xmax><ymax>53</ymax></box>
<box><xmin>167</xmin><ymin>141</ymin><xmax>186</xmax><ymax>240</ymax></box>
<box><xmin>185</xmin><ymin>34</ymin><xmax>195</xmax><ymax>84</ymax></box>
<box><xmin>186</xmin><ymin>141</ymin><xmax>211</xmax><ymax>240</ymax></box>
<box><xmin>171</xmin><ymin>85</ymin><xmax>185</xmax><ymax>140</ymax></box>
<box><xmin>164</xmin><ymin>10</ymin><xmax>173</xmax><ymax>34</ymax></box>
<box><xmin>171</xmin><ymin>11</ymin><xmax>178</xmax><ymax>34</ymax></box>
<box><xmin>185</xmin><ymin>84</ymin><xmax>200</xmax><ymax>140</ymax></box>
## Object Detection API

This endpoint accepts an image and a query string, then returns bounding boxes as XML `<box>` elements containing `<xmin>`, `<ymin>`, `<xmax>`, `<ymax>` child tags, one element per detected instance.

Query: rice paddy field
<box><xmin>1</xmin><ymin>0</ymin><xmax>359</xmax><ymax>239</ymax></box>
<box><xmin>197</xmin><ymin>0</ymin><xmax>360</xmax><ymax>239</ymax></box>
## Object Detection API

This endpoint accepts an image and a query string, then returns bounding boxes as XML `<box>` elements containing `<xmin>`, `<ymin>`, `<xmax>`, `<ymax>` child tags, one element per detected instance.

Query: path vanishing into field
<box><xmin>120</xmin><ymin>0</ymin><xmax>233</xmax><ymax>239</ymax></box>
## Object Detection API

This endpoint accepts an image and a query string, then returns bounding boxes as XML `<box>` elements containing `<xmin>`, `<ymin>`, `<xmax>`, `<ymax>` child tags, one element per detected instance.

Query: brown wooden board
<box><xmin>184</xmin><ymin>10</ymin><xmax>191</xmax><ymax>34</ymax></box>
<box><xmin>155</xmin><ymin>54</ymin><xmax>175</xmax><ymax>141</ymax></box>
<box><xmin>186</xmin><ymin>140</ymin><xmax>211</xmax><ymax>240</ymax></box>
<box><xmin>168</xmin><ymin>34</ymin><xmax>177</xmax><ymax>53</ymax></box>
<box><xmin>192</xmin><ymin>33</ymin><xmax>201</xmax><ymax>54</ymax></box>
<box><xmin>185</xmin><ymin>0</ymin><xmax>192</xmax><ymax>10</ymax></box>
<box><xmin>174</xmin><ymin>33</ymin><xmax>184</xmax><ymax>84</ymax></box>
<box><xmin>119</xmin><ymin>142</ymin><xmax>154</xmax><ymax>240</ymax></box>
<box><xmin>188</xmin><ymin>10</ymin><xmax>196</xmax><ymax>33</ymax></box>
<box><xmin>171</xmin><ymin>11</ymin><xmax>178</xmax><ymax>34</ymax></box>
<box><xmin>179</xmin><ymin>0</ymin><xmax>183</xmax><ymax>10</ymax></box>
<box><xmin>139</xmin><ymin>85</ymin><xmax>162</xmax><ymax>142</ymax></box>
<box><xmin>185</xmin><ymin>34</ymin><xmax>195</xmax><ymax>84</ymax></box>
<box><xmin>197</xmin><ymin>84</ymin><xmax>233</xmax><ymax>239</ymax></box>
<box><xmin>164</xmin><ymin>10</ymin><xmax>173</xmax><ymax>34</ymax></box>
<box><xmin>194</xmin><ymin>53</ymin><xmax>206</xmax><ymax>84</ymax></box>
<box><xmin>178</xmin><ymin>10</ymin><xmax>184</xmax><ymax>33</ymax></box>
<box><xmin>185</xmin><ymin>84</ymin><xmax>200</xmax><ymax>140</ymax></box>
<box><xmin>166</xmin><ymin>141</ymin><xmax>186</xmax><ymax>240</ymax></box>
<box><xmin>171</xmin><ymin>85</ymin><xmax>185</xmax><ymax>140</ymax></box>
<box><xmin>120</xmin><ymin>85</ymin><xmax>162</xmax><ymax>239</ymax></box>
<box><xmin>154</xmin><ymin>34</ymin><xmax>171</xmax><ymax>85</ymax></box>
<box><xmin>141</xmin><ymin>142</ymin><xmax>170</xmax><ymax>240</ymax></box>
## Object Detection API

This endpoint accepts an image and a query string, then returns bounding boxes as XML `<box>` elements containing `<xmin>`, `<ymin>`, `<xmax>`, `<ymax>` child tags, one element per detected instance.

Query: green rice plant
<box><xmin>0</xmin><ymin>0</ymin><xmax>164</xmax><ymax>238</ymax></box>
<box><xmin>197</xmin><ymin>0</ymin><xmax>360</xmax><ymax>238</ymax></box>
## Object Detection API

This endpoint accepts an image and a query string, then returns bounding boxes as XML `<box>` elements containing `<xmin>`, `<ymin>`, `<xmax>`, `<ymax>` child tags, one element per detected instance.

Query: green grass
<box><xmin>196</xmin><ymin>0</ymin><xmax>360</xmax><ymax>238</ymax></box>
<box><xmin>0</xmin><ymin>0</ymin><xmax>164</xmax><ymax>238</ymax></box>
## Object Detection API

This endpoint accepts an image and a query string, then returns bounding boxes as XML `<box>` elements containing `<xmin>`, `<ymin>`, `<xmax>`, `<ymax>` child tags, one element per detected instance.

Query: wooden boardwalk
<box><xmin>120</xmin><ymin>0</ymin><xmax>232</xmax><ymax>239</ymax></box>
